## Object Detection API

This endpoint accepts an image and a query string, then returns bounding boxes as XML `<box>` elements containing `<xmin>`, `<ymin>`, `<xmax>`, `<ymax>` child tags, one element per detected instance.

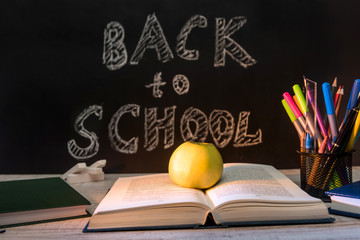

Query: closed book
<box><xmin>325</xmin><ymin>181</ymin><xmax>360</xmax><ymax>199</ymax></box>
<box><xmin>326</xmin><ymin>181</ymin><xmax>360</xmax><ymax>218</ymax></box>
<box><xmin>0</xmin><ymin>177</ymin><xmax>90</xmax><ymax>227</ymax></box>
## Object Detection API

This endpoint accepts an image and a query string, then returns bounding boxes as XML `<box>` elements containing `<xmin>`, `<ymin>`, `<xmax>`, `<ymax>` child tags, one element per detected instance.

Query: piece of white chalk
<box><xmin>66</xmin><ymin>172</ymin><xmax>104</xmax><ymax>184</ymax></box>
<box><xmin>62</xmin><ymin>163</ymin><xmax>87</xmax><ymax>180</ymax></box>
<box><xmin>90</xmin><ymin>159</ymin><xmax>107</xmax><ymax>168</ymax></box>
<box><xmin>63</xmin><ymin>160</ymin><xmax>107</xmax><ymax>183</ymax></box>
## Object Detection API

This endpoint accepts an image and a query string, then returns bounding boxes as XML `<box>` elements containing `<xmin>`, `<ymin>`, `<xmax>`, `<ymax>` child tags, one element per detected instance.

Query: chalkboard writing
<box><xmin>67</xmin><ymin>104</ymin><xmax>262</xmax><ymax>159</ymax></box>
<box><xmin>67</xmin><ymin>105</ymin><xmax>103</xmax><ymax>159</ymax></box>
<box><xmin>103</xmin><ymin>13</ymin><xmax>256</xmax><ymax>69</ymax></box>
<box><xmin>69</xmin><ymin>12</ymin><xmax>263</xmax><ymax>161</ymax></box>
<box><xmin>1</xmin><ymin>0</ymin><xmax>360</xmax><ymax>173</ymax></box>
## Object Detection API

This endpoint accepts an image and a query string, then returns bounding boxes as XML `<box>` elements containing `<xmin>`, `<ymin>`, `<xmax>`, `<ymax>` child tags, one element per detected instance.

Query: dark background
<box><xmin>1</xmin><ymin>0</ymin><xmax>360</xmax><ymax>173</ymax></box>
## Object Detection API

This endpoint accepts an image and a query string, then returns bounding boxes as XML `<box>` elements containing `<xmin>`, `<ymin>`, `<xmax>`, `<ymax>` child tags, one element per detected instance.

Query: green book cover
<box><xmin>0</xmin><ymin>177</ymin><xmax>91</xmax><ymax>227</ymax></box>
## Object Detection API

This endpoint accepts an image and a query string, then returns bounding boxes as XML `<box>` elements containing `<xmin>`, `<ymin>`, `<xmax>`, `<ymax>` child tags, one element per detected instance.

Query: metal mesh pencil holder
<box><xmin>298</xmin><ymin>151</ymin><xmax>353</xmax><ymax>200</ymax></box>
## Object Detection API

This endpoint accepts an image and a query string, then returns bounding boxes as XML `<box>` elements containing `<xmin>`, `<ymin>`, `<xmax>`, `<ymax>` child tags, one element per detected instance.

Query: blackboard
<box><xmin>1</xmin><ymin>0</ymin><xmax>360</xmax><ymax>173</ymax></box>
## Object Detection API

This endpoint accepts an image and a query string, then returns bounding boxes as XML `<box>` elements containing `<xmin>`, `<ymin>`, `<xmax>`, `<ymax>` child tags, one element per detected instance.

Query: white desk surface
<box><xmin>1</xmin><ymin>167</ymin><xmax>360</xmax><ymax>240</ymax></box>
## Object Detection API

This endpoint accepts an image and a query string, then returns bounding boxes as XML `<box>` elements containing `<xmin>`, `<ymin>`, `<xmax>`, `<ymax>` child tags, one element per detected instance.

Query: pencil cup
<box><xmin>298</xmin><ymin>151</ymin><xmax>353</xmax><ymax>200</ymax></box>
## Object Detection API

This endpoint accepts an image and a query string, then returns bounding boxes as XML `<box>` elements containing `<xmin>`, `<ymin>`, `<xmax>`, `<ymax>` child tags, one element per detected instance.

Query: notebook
<box><xmin>326</xmin><ymin>181</ymin><xmax>360</xmax><ymax>218</ymax></box>
<box><xmin>0</xmin><ymin>177</ymin><xmax>90</xmax><ymax>227</ymax></box>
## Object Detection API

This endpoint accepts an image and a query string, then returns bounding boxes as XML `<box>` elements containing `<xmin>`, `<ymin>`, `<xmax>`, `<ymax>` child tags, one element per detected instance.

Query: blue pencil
<box><xmin>322</xmin><ymin>82</ymin><xmax>339</xmax><ymax>142</ymax></box>
<box><xmin>344</xmin><ymin>79</ymin><xmax>360</xmax><ymax>121</ymax></box>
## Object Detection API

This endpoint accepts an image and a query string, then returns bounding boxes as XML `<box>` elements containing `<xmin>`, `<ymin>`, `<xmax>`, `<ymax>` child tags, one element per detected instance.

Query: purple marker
<box><xmin>306</xmin><ymin>88</ymin><xmax>332</xmax><ymax>150</ymax></box>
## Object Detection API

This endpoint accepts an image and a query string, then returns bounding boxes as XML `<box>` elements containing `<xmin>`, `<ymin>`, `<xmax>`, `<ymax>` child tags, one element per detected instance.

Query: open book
<box><xmin>84</xmin><ymin>163</ymin><xmax>333</xmax><ymax>231</ymax></box>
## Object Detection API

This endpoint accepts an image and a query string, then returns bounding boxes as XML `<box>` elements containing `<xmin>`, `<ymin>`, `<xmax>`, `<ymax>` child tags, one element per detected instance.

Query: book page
<box><xmin>94</xmin><ymin>174</ymin><xmax>209</xmax><ymax>214</ymax></box>
<box><xmin>206</xmin><ymin>163</ymin><xmax>320</xmax><ymax>208</ymax></box>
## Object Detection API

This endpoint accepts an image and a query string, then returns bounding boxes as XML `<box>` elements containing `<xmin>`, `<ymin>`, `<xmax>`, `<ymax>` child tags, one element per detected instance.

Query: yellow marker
<box><xmin>293</xmin><ymin>95</ymin><xmax>305</xmax><ymax>115</ymax></box>
<box><xmin>329</xmin><ymin>171</ymin><xmax>342</xmax><ymax>190</ymax></box>
<box><xmin>329</xmin><ymin>179</ymin><xmax>335</xmax><ymax>191</ymax></box>
<box><xmin>345</xmin><ymin>110</ymin><xmax>360</xmax><ymax>152</ymax></box>
<box><xmin>281</xmin><ymin>99</ymin><xmax>305</xmax><ymax>138</ymax></box>
<box><xmin>293</xmin><ymin>84</ymin><xmax>323</xmax><ymax>148</ymax></box>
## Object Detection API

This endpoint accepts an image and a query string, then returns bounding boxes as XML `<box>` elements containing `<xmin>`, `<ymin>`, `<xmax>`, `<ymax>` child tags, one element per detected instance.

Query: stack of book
<box><xmin>326</xmin><ymin>181</ymin><xmax>360</xmax><ymax>218</ymax></box>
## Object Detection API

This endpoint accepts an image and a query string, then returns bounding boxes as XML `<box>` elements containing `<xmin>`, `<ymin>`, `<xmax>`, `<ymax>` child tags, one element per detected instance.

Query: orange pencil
<box><xmin>318</xmin><ymin>136</ymin><xmax>329</xmax><ymax>153</ymax></box>
<box><xmin>334</xmin><ymin>86</ymin><xmax>341</xmax><ymax>104</ymax></box>
<box><xmin>335</xmin><ymin>86</ymin><xmax>344</xmax><ymax>119</ymax></box>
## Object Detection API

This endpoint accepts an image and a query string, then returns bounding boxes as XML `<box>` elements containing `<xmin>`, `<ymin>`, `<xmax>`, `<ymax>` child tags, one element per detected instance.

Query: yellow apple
<box><xmin>168</xmin><ymin>141</ymin><xmax>223</xmax><ymax>189</ymax></box>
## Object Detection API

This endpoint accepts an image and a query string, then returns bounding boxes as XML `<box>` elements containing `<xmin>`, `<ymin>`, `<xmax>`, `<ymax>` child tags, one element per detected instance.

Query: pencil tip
<box><xmin>332</xmin><ymin>77</ymin><xmax>337</xmax><ymax>87</ymax></box>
